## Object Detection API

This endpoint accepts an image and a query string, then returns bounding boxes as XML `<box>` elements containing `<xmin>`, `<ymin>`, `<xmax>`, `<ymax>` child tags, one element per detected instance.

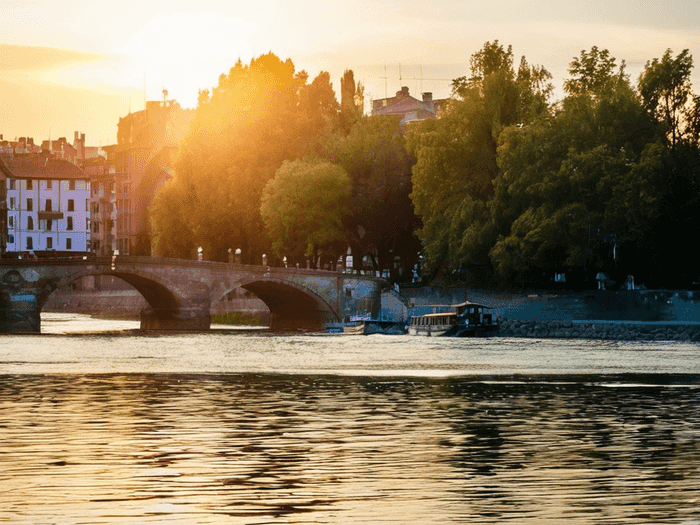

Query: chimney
<box><xmin>422</xmin><ymin>92</ymin><xmax>433</xmax><ymax>103</ymax></box>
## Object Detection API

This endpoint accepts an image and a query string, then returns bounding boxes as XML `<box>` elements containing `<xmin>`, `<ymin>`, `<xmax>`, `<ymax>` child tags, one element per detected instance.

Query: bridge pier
<box><xmin>140</xmin><ymin>305</ymin><xmax>211</xmax><ymax>331</ymax></box>
<box><xmin>0</xmin><ymin>291</ymin><xmax>41</xmax><ymax>333</ymax></box>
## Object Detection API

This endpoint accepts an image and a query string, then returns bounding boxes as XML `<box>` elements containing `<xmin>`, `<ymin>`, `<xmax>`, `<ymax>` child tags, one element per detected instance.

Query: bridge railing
<box><xmin>0</xmin><ymin>255</ymin><xmax>389</xmax><ymax>284</ymax></box>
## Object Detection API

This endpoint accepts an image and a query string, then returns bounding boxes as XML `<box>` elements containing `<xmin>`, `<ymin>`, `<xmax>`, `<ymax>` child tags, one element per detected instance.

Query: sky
<box><xmin>1</xmin><ymin>0</ymin><xmax>699</xmax><ymax>147</ymax></box>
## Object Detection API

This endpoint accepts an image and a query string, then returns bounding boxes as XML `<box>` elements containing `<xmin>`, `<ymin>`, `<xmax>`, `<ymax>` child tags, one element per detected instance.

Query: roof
<box><xmin>454</xmin><ymin>301</ymin><xmax>492</xmax><ymax>309</ymax></box>
<box><xmin>1</xmin><ymin>156</ymin><xmax>88</xmax><ymax>180</ymax></box>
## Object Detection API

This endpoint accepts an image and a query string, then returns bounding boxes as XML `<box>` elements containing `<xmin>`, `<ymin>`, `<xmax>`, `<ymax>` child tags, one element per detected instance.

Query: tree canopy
<box><xmin>261</xmin><ymin>159</ymin><xmax>351</xmax><ymax>266</ymax></box>
<box><xmin>151</xmin><ymin>54</ymin><xmax>344</xmax><ymax>262</ymax></box>
<box><xmin>408</xmin><ymin>43</ymin><xmax>700</xmax><ymax>287</ymax></box>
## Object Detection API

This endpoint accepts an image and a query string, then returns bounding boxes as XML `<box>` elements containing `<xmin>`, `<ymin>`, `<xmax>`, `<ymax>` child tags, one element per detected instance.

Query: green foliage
<box><xmin>334</xmin><ymin>115</ymin><xmax>419</xmax><ymax>266</ymax></box>
<box><xmin>150</xmin><ymin>181</ymin><xmax>195</xmax><ymax>259</ymax></box>
<box><xmin>407</xmin><ymin>41</ymin><xmax>552</xmax><ymax>273</ymax></box>
<box><xmin>261</xmin><ymin>159</ymin><xmax>351</xmax><ymax>261</ymax></box>
<box><xmin>340</xmin><ymin>69</ymin><xmax>365</xmax><ymax>133</ymax></box>
<box><xmin>490</xmin><ymin>49</ymin><xmax>662</xmax><ymax>282</ymax></box>
<box><xmin>638</xmin><ymin>49</ymin><xmax>694</xmax><ymax>148</ymax></box>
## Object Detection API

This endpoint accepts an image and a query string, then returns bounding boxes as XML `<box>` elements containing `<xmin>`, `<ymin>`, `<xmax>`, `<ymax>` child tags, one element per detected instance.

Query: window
<box><xmin>47</xmin><ymin>219</ymin><xmax>53</xmax><ymax>232</ymax></box>
<box><xmin>67</xmin><ymin>216</ymin><xmax>73</xmax><ymax>230</ymax></box>
<box><xmin>27</xmin><ymin>216</ymin><xmax>34</xmax><ymax>231</ymax></box>
<box><xmin>46</xmin><ymin>237</ymin><xmax>53</xmax><ymax>249</ymax></box>
<box><xmin>26</xmin><ymin>237</ymin><xmax>33</xmax><ymax>250</ymax></box>
<box><xmin>10</xmin><ymin>197</ymin><xmax>15</xmax><ymax>210</ymax></box>
<box><xmin>26</xmin><ymin>180</ymin><xmax>33</xmax><ymax>190</ymax></box>
<box><xmin>68</xmin><ymin>199</ymin><xmax>74</xmax><ymax>212</ymax></box>
<box><xmin>8</xmin><ymin>216</ymin><xmax>13</xmax><ymax>228</ymax></box>
<box><xmin>26</xmin><ymin>198</ymin><xmax>33</xmax><ymax>211</ymax></box>
<box><xmin>7</xmin><ymin>233</ymin><xmax>14</xmax><ymax>244</ymax></box>
<box><xmin>45</xmin><ymin>199</ymin><xmax>52</xmax><ymax>212</ymax></box>
<box><xmin>47</xmin><ymin>180</ymin><xmax>52</xmax><ymax>190</ymax></box>
<box><xmin>66</xmin><ymin>238</ymin><xmax>72</xmax><ymax>250</ymax></box>
<box><xmin>9</xmin><ymin>179</ymin><xmax>15</xmax><ymax>190</ymax></box>
<box><xmin>69</xmin><ymin>180</ymin><xmax>75</xmax><ymax>190</ymax></box>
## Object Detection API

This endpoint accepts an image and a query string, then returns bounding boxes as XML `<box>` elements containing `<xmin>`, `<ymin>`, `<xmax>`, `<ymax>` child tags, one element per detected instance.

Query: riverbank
<box><xmin>497</xmin><ymin>317</ymin><xmax>700</xmax><ymax>342</ymax></box>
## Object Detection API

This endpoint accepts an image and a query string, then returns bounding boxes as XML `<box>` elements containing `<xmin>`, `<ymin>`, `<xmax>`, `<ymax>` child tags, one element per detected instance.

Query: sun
<box><xmin>120</xmin><ymin>12</ymin><xmax>258</xmax><ymax>108</ymax></box>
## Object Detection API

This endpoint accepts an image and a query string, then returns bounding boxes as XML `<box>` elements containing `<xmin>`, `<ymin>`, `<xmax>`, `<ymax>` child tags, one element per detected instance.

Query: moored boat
<box><xmin>326</xmin><ymin>317</ymin><xmax>407</xmax><ymax>335</ymax></box>
<box><xmin>408</xmin><ymin>301</ymin><xmax>499</xmax><ymax>337</ymax></box>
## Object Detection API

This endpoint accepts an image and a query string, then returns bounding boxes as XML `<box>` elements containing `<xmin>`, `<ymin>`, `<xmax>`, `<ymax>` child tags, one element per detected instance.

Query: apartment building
<box><xmin>2</xmin><ymin>155</ymin><xmax>91</xmax><ymax>254</ymax></box>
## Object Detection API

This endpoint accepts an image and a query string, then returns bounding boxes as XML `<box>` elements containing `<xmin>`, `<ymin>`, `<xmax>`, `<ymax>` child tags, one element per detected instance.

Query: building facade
<box><xmin>113</xmin><ymin>97</ymin><xmax>194</xmax><ymax>255</ymax></box>
<box><xmin>83</xmin><ymin>152</ymin><xmax>117</xmax><ymax>257</ymax></box>
<box><xmin>2</xmin><ymin>155</ymin><xmax>91</xmax><ymax>255</ymax></box>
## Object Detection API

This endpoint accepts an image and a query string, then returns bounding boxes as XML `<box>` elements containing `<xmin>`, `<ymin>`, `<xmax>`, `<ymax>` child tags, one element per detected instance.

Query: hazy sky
<box><xmin>1</xmin><ymin>0</ymin><xmax>699</xmax><ymax>146</ymax></box>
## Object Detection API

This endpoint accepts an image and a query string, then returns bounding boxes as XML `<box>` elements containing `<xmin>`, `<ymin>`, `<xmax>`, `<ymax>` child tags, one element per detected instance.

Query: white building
<box><xmin>3</xmin><ymin>155</ymin><xmax>91</xmax><ymax>254</ymax></box>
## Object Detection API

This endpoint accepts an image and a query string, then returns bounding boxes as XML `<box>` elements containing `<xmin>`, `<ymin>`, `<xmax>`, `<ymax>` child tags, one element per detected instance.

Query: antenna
<box><xmin>382</xmin><ymin>66</ymin><xmax>388</xmax><ymax>98</ymax></box>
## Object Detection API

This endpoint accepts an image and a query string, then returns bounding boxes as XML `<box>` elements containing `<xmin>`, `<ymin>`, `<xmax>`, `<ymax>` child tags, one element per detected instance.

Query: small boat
<box><xmin>408</xmin><ymin>301</ymin><xmax>499</xmax><ymax>337</ymax></box>
<box><xmin>326</xmin><ymin>316</ymin><xmax>407</xmax><ymax>335</ymax></box>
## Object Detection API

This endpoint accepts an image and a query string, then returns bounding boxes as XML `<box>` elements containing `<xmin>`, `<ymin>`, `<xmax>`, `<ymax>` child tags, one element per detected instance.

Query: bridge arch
<box><xmin>233</xmin><ymin>277</ymin><xmax>339</xmax><ymax>331</ymax></box>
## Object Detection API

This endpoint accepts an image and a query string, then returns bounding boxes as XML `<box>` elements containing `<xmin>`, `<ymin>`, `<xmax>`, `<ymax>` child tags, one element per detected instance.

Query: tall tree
<box><xmin>407</xmin><ymin>41</ymin><xmax>552</xmax><ymax>275</ymax></box>
<box><xmin>340</xmin><ymin>69</ymin><xmax>365</xmax><ymax>134</ymax></box>
<box><xmin>332</xmin><ymin>115</ymin><xmax>419</xmax><ymax>276</ymax></box>
<box><xmin>638</xmin><ymin>49</ymin><xmax>694</xmax><ymax>149</ymax></box>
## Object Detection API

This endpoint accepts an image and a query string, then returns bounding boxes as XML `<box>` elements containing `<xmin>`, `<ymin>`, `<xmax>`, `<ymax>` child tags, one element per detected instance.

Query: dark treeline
<box><xmin>408</xmin><ymin>42</ymin><xmax>700</xmax><ymax>288</ymax></box>
<box><xmin>150</xmin><ymin>44</ymin><xmax>700</xmax><ymax>288</ymax></box>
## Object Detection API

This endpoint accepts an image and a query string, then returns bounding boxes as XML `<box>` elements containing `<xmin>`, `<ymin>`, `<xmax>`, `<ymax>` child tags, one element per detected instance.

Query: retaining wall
<box><xmin>498</xmin><ymin>317</ymin><xmax>700</xmax><ymax>342</ymax></box>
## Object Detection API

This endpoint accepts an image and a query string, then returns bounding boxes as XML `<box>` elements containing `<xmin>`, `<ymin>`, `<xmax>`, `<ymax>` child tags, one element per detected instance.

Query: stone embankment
<box><xmin>497</xmin><ymin>317</ymin><xmax>700</xmax><ymax>342</ymax></box>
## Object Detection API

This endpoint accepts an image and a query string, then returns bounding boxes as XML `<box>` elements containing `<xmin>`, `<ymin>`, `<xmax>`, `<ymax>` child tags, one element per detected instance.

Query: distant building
<box><xmin>371</xmin><ymin>86</ymin><xmax>447</xmax><ymax>123</ymax></box>
<box><xmin>83</xmin><ymin>151</ymin><xmax>117</xmax><ymax>257</ymax></box>
<box><xmin>2</xmin><ymin>154</ymin><xmax>91</xmax><ymax>255</ymax></box>
<box><xmin>0</xmin><ymin>135</ymin><xmax>39</xmax><ymax>156</ymax></box>
<box><xmin>113</xmin><ymin>96</ymin><xmax>194</xmax><ymax>255</ymax></box>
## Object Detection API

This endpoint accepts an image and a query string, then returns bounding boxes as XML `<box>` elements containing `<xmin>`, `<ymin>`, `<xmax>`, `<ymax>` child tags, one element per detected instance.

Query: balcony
<box><xmin>38</xmin><ymin>211</ymin><xmax>64</xmax><ymax>220</ymax></box>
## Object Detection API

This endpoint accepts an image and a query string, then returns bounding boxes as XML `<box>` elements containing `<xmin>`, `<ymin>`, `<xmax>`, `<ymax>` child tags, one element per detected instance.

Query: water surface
<box><xmin>1</xmin><ymin>314</ymin><xmax>699</xmax><ymax>524</ymax></box>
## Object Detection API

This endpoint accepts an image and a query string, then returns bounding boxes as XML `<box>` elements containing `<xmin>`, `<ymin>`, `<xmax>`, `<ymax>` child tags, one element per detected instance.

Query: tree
<box><xmin>321</xmin><ymin>114</ymin><xmax>420</xmax><ymax>277</ymax></box>
<box><xmin>638</xmin><ymin>49</ymin><xmax>700</xmax><ymax>283</ymax></box>
<box><xmin>340</xmin><ymin>69</ymin><xmax>365</xmax><ymax>134</ymax></box>
<box><xmin>407</xmin><ymin>41</ymin><xmax>552</xmax><ymax>275</ymax></box>
<box><xmin>150</xmin><ymin>181</ymin><xmax>195</xmax><ymax>259</ymax></box>
<box><xmin>638</xmin><ymin>49</ymin><xmax>694</xmax><ymax>149</ymax></box>
<box><xmin>261</xmin><ymin>159</ymin><xmax>351</xmax><ymax>266</ymax></box>
<box><xmin>490</xmin><ymin>47</ymin><xmax>662</xmax><ymax>285</ymax></box>
<box><xmin>151</xmin><ymin>54</ymin><xmax>342</xmax><ymax>263</ymax></box>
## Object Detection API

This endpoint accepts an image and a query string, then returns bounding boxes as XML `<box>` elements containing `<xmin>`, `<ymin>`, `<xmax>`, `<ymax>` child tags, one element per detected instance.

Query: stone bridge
<box><xmin>0</xmin><ymin>256</ymin><xmax>389</xmax><ymax>333</ymax></box>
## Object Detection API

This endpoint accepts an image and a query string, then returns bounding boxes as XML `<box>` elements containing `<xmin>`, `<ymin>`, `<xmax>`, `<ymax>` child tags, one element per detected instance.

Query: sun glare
<box><xmin>120</xmin><ymin>12</ymin><xmax>258</xmax><ymax>108</ymax></box>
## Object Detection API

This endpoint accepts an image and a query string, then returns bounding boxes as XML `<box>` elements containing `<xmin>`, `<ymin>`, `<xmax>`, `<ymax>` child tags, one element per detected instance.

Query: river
<box><xmin>1</xmin><ymin>313</ymin><xmax>700</xmax><ymax>524</ymax></box>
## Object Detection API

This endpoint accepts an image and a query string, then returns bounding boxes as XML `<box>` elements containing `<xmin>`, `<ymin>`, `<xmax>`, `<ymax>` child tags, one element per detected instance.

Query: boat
<box><xmin>408</xmin><ymin>301</ymin><xmax>499</xmax><ymax>337</ymax></box>
<box><xmin>326</xmin><ymin>316</ymin><xmax>407</xmax><ymax>335</ymax></box>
